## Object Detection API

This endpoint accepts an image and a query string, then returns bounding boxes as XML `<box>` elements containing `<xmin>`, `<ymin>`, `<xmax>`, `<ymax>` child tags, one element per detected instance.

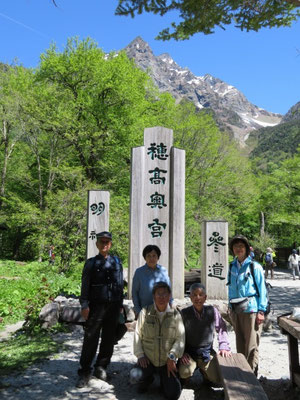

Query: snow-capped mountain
<box><xmin>124</xmin><ymin>37</ymin><xmax>282</xmax><ymax>143</ymax></box>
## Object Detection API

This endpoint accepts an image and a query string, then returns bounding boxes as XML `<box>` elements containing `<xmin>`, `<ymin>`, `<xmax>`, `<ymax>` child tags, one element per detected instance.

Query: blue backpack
<box><xmin>265</xmin><ymin>253</ymin><xmax>272</xmax><ymax>263</ymax></box>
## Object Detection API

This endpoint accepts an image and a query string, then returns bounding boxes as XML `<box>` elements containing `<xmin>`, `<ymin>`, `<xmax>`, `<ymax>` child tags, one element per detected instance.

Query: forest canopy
<box><xmin>0</xmin><ymin>37</ymin><xmax>299</xmax><ymax>269</ymax></box>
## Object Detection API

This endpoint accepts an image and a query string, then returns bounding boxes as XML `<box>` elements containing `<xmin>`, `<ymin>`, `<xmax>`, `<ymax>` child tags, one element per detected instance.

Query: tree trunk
<box><xmin>0</xmin><ymin>120</ymin><xmax>9</xmax><ymax>209</ymax></box>
<box><xmin>260</xmin><ymin>211</ymin><xmax>265</xmax><ymax>236</ymax></box>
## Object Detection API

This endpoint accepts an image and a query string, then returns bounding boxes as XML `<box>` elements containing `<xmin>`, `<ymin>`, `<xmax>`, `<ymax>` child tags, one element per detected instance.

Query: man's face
<box><xmin>190</xmin><ymin>288</ymin><xmax>207</xmax><ymax>312</ymax></box>
<box><xmin>232</xmin><ymin>240</ymin><xmax>247</xmax><ymax>261</ymax></box>
<box><xmin>96</xmin><ymin>238</ymin><xmax>112</xmax><ymax>257</ymax></box>
<box><xmin>153</xmin><ymin>287</ymin><xmax>171</xmax><ymax>312</ymax></box>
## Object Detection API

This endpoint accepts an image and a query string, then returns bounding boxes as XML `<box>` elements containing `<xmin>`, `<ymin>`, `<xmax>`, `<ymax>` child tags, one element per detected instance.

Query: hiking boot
<box><xmin>76</xmin><ymin>374</ymin><xmax>90</xmax><ymax>388</ymax></box>
<box><xmin>94</xmin><ymin>366</ymin><xmax>107</xmax><ymax>381</ymax></box>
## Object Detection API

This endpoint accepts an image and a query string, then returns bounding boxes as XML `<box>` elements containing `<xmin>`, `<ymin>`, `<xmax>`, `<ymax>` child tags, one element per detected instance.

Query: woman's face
<box><xmin>233</xmin><ymin>241</ymin><xmax>247</xmax><ymax>262</ymax></box>
<box><xmin>144</xmin><ymin>250</ymin><xmax>159</xmax><ymax>269</ymax></box>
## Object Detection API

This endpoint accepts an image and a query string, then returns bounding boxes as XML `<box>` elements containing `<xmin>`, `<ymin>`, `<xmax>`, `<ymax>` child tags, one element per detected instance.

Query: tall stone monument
<box><xmin>201</xmin><ymin>220</ymin><xmax>228</xmax><ymax>300</ymax></box>
<box><xmin>129</xmin><ymin>127</ymin><xmax>185</xmax><ymax>299</ymax></box>
<box><xmin>86</xmin><ymin>190</ymin><xmax>110</xmax><ymax>259</ymax></box>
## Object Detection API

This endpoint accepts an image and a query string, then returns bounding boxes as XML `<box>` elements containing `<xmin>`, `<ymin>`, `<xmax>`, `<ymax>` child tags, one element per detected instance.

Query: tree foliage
<box><xmin>115</xmin><ymin>0</ymin><xmax>300</xmax><ymax>40</ymax></box>
<box><xmin>257</xmin><ymin>151</ymin><xmax>300</xmax><ymax>246</ymax></box>
<box><xmin>248</xmin><ymin>120</ymin><xmax>300</xmax><ymax>169</ymax></box>
<box><xmin>0</xmin><ymin>36</ymin><xmax>298</xmax><ymax>270</ymax></box>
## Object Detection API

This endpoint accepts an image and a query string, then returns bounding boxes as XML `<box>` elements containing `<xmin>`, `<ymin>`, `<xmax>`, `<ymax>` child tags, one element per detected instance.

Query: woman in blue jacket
<box><xmin>132</xmin><ymin>245</ymin><xmax>171</xmax><ymax>316</ymax></box>
<box><xmin>227</xmin><ymin>235</ymin><xmax>267</xmax><ymax>376</ymax></box>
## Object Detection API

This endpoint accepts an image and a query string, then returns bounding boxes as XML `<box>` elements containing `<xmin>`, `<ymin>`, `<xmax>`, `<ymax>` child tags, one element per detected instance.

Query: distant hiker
<box><xmin>49</xmin><ymin>245</ymin><xmax>55</xmax><ymax>265</ymax></box>
<box><xmin>228</xmin><ymin>235</ymin><xmax>268</xmax><ymax>376</ymax></box>
<box><xmin>76</xmin><ymin>231</ymin><xmax>124</xmax><ymax>388</ymax></box>
<box><xmin>250</xmin><ymin>246</ymin><xmax>255</xmax><ymax>260</ymax></box>
<box><xmin>288</xmin><ymin>249</ymin><xmax>300</xmax><ymax>280</ymax></box>
<box><xmin>264</xmin><ymin>247</ymin><xmax>274</xmax><ymax>279</ymax></box>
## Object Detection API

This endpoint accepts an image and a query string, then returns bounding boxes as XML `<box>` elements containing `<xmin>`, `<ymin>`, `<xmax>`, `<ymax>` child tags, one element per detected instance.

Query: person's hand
<box><xmin>256</xmin><ymin>311</ymin><xmax>265</xmax><ymax>325</ymax></box>
<box><xmin>179</xmin><ymin>353</ymin><xmax>191</xmax><ymax>365</ymax></box>
<box><xmin>167</xmin><ymin>358</ymin><xmax>177</xmax><ymax>378</ymax></box>
<box><xmin>81</xmin><ymin>308</ymin><xmax>90</xmax><ymax>321</ymax></box>
<box><xmin>219</xmin><ymin>350</ymin><xmax>232</xmax><ymax>357</ymax></box>
<box><xmin>138</xmin><ymin>356</ymin><xmax>150</xmax><ymax>369</ymax></box>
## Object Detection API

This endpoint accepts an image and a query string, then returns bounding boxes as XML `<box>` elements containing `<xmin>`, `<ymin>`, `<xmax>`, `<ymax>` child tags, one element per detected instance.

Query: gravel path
<box><xmin>1</xmin><ymin>269</ymin><xmax>300</xmax><ymax>399</ymax></box>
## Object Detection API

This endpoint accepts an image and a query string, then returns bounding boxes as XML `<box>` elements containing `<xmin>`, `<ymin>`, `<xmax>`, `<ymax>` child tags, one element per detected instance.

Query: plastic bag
<box><xmin>290</xmin><ymin>307</ymin><xmax>300</xmax><ymax>322</ymax></box>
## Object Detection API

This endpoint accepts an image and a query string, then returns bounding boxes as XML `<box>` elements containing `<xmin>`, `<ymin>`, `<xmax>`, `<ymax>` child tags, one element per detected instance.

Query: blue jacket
<box><xmin>132</xmin><ymin>264</ymin><xmax>171</xmax><ymax>314</ymax></box>
<box><xmin>227</xmin><ymin>256</ymin><xmax>267</xmax><ymax>313</ymax></box>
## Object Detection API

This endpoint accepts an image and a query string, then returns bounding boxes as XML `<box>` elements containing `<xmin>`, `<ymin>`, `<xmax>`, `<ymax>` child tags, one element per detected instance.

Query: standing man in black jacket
<box><xmin>76</xmin><ymin>231</ymin><xmax>123</xmax><ymax>388</ymax></box>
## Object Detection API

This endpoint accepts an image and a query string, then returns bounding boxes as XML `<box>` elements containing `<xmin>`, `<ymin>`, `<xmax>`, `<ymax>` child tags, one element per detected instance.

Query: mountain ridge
<box><xmin>124</xmin><ymin>36</ymin><xmax>282</xmax><ymax>144</ymax></box>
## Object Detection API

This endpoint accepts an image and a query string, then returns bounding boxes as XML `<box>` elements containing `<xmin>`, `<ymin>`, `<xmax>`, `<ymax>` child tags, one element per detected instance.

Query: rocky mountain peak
<box><xmin>123</xmin><ymin>37</ymin><xmax>282</xmax><ymax>144</ymax></box>
<box><xmin>125</xmin><ymin>36</ymin><xmax>154</xmax><ymax>57</ymax></box>
<box><xmin>157</xmin><ymin>53</ymin><xmax>174</xmax><ymax>64</ymax></box>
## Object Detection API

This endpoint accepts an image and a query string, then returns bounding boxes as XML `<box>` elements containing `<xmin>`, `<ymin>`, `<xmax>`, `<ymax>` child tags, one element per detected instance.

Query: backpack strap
<box><xmin>113</xmin><ymin>255</ymin><xmax>120</xmax><ymax>264</ymax></box>
<box><xmin>226</xmin><ymin>261</ymin><xmax>234</xmax><ymax>286</ymax></box>
<box><xmin>249</xmin><ymin>262</ymin><xmax>260</xmax><ymax>296</ymax></box>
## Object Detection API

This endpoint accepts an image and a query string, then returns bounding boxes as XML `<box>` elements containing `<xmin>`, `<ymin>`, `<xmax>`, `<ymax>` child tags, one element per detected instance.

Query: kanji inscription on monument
<box><xmin>129</xmin><ymin>127</ymin><xmax>185</xmax><ymax>299</ymax></box>
<box><xmin>202</xmin><ymin>221</ymin><xmax>228</xmax><ymax>300</ymax></box>
<box><xmin>86</xmin><ymin>190</ymin><xmax>110</xmax><ymax>259</ymax></box>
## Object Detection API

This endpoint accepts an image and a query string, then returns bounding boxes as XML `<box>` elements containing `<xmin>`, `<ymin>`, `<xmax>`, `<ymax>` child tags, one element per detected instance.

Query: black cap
<box><xmin>96</xmin><ymin>231</ymin><xmax>112</xmax><ymax>240</ymax></box>
<box><xmin>229</xmin><ymin>235</ymin><xmax>250</xmax><ymax>256</ymax></box>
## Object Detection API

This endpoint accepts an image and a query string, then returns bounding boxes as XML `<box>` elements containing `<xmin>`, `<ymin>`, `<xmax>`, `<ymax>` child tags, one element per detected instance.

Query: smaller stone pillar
<box><xmin>201</xmin><ymin>220</ymin><xmax>228</xmax><ymax>300</ymax></box>
<box><xmin>86</xmin><ymin>190</ymin><xmax>110</xmax><ymax>259</ymax></box>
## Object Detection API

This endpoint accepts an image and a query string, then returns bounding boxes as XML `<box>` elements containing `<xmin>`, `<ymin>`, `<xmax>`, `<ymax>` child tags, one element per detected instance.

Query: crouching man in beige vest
<box><xmin>131</xmin><ymin>281</ymin><xmax>185</xmax><ymax>400</ymax></box>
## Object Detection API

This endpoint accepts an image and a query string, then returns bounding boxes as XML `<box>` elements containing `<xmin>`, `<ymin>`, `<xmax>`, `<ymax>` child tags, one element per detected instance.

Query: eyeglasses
<box><xmin>99</xmin><ymin>240</ymin><xmax>111</xmax><ymax>244</ymax></box>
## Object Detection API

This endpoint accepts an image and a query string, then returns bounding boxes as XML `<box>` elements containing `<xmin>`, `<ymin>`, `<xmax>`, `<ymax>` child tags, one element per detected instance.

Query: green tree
<box><xmin>0</xmin><ymin>65</ymin><xmax>30</xmax><ymax>210</ymax></box>
<box><xmin>171</xmin><ymin>100</ymin><xmax>259</xmax><ymax>265</ymax></box>
<box><xmin>0</xmin><ymin>37</ymin><xmax>178</xmax><ymax>264</ymax></box>
<box><xmin>115</xmin><ymin>0</ymin><xmax>300</xmax><ymax>40</ymax></box>
<box><xmin>35</xmin><ymin>38</ymin><xmax>156</xmax><ymax>188</ymax></box>
<box><xmin>257</xmin><ymin>151</ymin><xmax>300</xmax><ymax>246</ymax></box>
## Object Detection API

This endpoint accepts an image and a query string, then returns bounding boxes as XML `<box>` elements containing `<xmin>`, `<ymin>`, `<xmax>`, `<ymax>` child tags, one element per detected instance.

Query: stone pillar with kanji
<box><xmin>201</xmin><ymin>220</ymin><xmax>228</xmax><ymax>300</ymax></box>
<box><xmin>86</xmin><ymin>190</ymin><xmax>110</xmax><ymax>259</ymax></box>
<box><xmin>128</xmin><ymin>127</ymin><xmax>185</xmax><ymax>299</ymax></box>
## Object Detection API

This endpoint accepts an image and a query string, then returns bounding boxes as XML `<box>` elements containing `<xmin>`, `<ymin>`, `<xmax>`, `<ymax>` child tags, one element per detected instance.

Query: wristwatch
<box><xmin>168</xmin><ymin>353</ymin><xmax>176</xmax><ymax>361</ymax></box>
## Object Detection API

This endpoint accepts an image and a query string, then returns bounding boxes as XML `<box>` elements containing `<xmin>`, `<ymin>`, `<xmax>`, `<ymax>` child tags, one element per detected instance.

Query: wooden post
<box><xmin>86</xmin><ymin>190</ymin><xmax>110</xmax><ymax>259</ymax></box>
<box><xmin>202</xmin><ymin>220</ymin><xmax>228</xmax><ymax>300</ymax></box>
<box><xmin>128</xmin><ymin>127</ymin><xmax>185</xmax><ymax>299</ymax></box>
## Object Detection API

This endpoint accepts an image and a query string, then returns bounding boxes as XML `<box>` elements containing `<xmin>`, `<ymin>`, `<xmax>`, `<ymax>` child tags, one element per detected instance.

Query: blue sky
<box><xmin>0</xmin><ymin>0</ymin><xmax>299</xmax><ymax>115</ymax></box>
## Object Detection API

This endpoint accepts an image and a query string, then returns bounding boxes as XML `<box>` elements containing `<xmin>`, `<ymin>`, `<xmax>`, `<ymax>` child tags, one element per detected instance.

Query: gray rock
<box><xmin>39</xmin><ymin>302</ymin><xmax>60</xmax><ymax>328</ymax></box>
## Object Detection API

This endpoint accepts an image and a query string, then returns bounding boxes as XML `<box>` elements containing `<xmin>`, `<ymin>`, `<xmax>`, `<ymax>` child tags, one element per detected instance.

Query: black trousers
<box><xmin>137</xmin><ymin>362</ymin><xmax>182</xmax><ymax>400</ymax></box>
<box><xmin>78</xmin><ymin>302</ymin><xmax>120</xmax><ymax>375</ymax></box>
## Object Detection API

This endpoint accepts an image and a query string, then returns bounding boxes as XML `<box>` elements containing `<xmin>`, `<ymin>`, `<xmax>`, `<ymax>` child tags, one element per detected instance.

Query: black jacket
<box><xmin>80</xmin><ymin>254</ymin><xmax>123</xmax><ymax>309</ymax></box>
